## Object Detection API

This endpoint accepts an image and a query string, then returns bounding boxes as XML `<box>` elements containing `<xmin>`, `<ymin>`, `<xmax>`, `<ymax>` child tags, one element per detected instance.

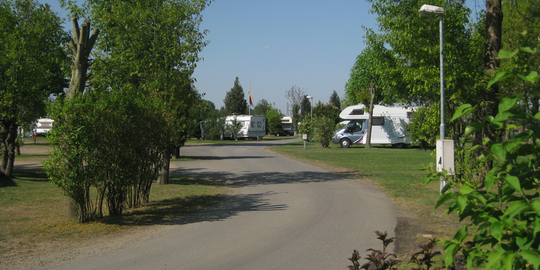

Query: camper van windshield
<box><xmin>346</xmin><ymin>120</ymin><xmax>363</xmax><ymax>132</ymax></box>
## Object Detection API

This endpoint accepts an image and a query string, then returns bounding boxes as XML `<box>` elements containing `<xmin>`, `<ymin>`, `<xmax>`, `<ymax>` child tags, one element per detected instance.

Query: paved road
<box><xmin>45</xmin><ymin>139</ymin><xmax>396</xmax><ymax>270</ymax></box>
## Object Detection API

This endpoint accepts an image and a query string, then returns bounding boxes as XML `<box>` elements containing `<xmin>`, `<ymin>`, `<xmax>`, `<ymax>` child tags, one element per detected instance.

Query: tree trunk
<box><xmin>365</xmin><ymin>84</ymin><xmax>375</xmax><ymax>148</ymax></box>
<box><xmin>172</xmin><ymin>145</ymin><xmax>180</xmax><ymax>159</ymax></box>
<box><xmin>67</xmin><ymin>17</ymin><xmax>100</xmax><ymax>98</ymax></box>
<box><xmin>1</xmin><ymin>121</ymin><xmax>18</xmax><ymax>178</ymax></box>
<box><xmin>157</xmin><ymin>148</ymin><xmax>171</xmax><ymax>185</ymax></box>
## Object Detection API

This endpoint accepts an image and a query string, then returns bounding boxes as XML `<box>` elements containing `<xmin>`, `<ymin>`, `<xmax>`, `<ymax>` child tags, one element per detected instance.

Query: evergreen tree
<box><xmin>329</xmin><ymin>90</ymin><xmax>341</xmax><ymax>111</ymax></box>
<box><xmin>224</xmin><ymin>77</ymin><xmax>247</xmax><ymax>114</ymax></box>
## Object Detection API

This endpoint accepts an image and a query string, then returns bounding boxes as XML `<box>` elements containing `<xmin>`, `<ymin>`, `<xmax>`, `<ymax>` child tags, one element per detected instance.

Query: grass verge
<box><xmin>0</xmin><ymin>139</ymin><xmax>230</xmax><ymax>259</ymax></box>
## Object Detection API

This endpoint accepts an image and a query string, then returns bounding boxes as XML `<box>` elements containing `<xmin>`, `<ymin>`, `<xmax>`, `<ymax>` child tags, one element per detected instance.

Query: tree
<box><xmin>312</xmin><ymin>101</ymin><xmax>340</xmax><ymax>124</ymax></box>
<box><xmin>329</xmin><ymin>90</ymin><xmax>341</xmax><ymax>111</ymax></box>
<box><xmin>224</xmin><ymin>77</ymin><xmax>247</xmax><ymax>115</ymax></box>
<box><xmin>0</xmin><ymin>0</ymin><xmax>68</xmax><ymax>179</ymax></box>
<box><xmin>300</xmin><ymin>96</ymin><xmax>312</xmax><ymax>122</ymax></box>
<box><xmin>254</xmin><ymin>99</ymin><xmax>270</xmax><ymax>116</ymax></box>
<box><xmin>285</xmin><ymin>85</ymin><xmax>306</xmax><ymax>134</ymax></box>
<box><xmin>87</xmin><ymin>0</ymin><xmax>211</xmax><ymax>185</ymax></box>
<box><xmin>365</xmin><ymin>0</ymin><xmax>485</xmax><ymax>150</ymax></box>
<box><xmin>266</xmin><ymin>107</ymin><xmax>283</xmax><ymax>135</ymax></box>
<box><xmin>313</xmin><ymin>116</ymin><xmax>335</xmax><ymax>148</ymax></box>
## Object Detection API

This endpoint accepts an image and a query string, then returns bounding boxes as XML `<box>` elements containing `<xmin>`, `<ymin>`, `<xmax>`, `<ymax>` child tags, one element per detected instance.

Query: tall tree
<box><xmin>365</xmin><ymin>0</ymin><xmax>484</xmax><ymax>146</ymax></box>
<box><xmin>300</xmin><ymin>96</ymin><xmax>312</xmax><ymax>122</ymax></box>
<box><xmin>329</xmin><ymin>90</ymin><xmax>341</xmax><ymax>111</ymax></box>
<box><xmin>285</xmin><ymin>85</ymin><xmax>306</xmax><ymax>114</ymax></box>
<box><xmin>0</xmin><ymin>0</ymin><xmax>68</xmax><ymax>179</ymax></box>
<box><xmin>254</xmin><ymin>99</ymin><xmax>270</xmax><ymax>116</ymax></box>
<box><xmin>224</xmin><ymin>77</ymin><xmax>247</xmax><ymax>115</ymax></box>
<box><xmin>88</xmin><ymin>0</ymin><xmax>211</xmax><ymax>185</ymax></box>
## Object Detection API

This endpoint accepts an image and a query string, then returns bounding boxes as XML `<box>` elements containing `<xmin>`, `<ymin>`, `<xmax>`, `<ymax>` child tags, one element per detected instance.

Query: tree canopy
<box><xmin>224</xmin><ymin>77</ymin><xmax>247</xmax><ymax>115</ymax></box>
<box><xmin>0</xmin><ymin>0</ymin><xmax>68</xmax><ymax>178</ymax></box>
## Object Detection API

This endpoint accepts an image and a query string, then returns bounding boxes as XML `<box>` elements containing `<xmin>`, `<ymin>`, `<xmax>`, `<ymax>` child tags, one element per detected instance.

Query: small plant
<box><xmin>409</xmin><ymin>238</ymin><xmax>442</xmax><ymax>270</ymax></box>
<box><xmin>348</xmin><ymin>231</ymin><xmax>400</xmax><ymax>270</ymax></box>
<box><xmin>348</xmin><ymin>231</ymin><xmax>443</xmax><ymax>270</ymax></box>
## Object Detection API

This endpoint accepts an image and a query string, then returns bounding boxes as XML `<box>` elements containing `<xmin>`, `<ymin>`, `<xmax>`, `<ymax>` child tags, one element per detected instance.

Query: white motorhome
<box><xmin>223</xmin><ymin>115</ymin><xmax>266</xmax><ymax>140</ymax></box>
<box><xmin>281</xmin><ymin>116</ymin><xmax>293</xmax><ymax>136</ymax></box>
<box><xmin>332</xmin><ymin>104</ymin><xmax>415</xmax><ymax>148</ymax></box>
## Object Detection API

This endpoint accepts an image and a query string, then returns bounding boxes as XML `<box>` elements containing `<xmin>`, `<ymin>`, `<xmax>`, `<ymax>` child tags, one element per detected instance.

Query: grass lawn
<box><xmin>0</xmin><ymin>138</ymin><xmax>230</xmax><ymax>257</ymax></box>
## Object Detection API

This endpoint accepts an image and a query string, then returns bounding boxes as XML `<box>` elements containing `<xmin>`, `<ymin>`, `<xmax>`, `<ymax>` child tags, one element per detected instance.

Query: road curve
<box><xmin>45</xmin><ymin>139</ymin><xmax>396</xmax><ymax>270</ymax></box>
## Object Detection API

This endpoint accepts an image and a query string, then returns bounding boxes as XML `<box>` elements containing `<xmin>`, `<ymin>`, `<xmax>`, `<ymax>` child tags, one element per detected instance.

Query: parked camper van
<box><xmin>223</xmin><ymin>115</ymin><xmax>266</xmax><ymax>140</ymax></box>
<box><xmin>281</xmin><ymin>116</ymin><xmax>293</xmax><ymax>136</ymax></box>
<box><xmin>332</xmin><ymin>104</ymin><xmax>415</xmax><ymax>148</ymax></box>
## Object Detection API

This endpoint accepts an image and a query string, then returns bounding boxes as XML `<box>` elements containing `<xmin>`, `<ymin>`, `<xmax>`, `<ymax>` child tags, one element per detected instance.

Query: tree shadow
<box><xmin>11</xmin><ymin>165</ymin><xmax>49</xmax><ymax>182</ymax></box>
<box><xmin>103</xmin><ymin>192</ymin><xmax>287</xmax><ymax>226</ymax></box>
<box><xmin>172</xmin><ymin>167</ymin><xmax>356</xmax><ymax>188</ymax></box>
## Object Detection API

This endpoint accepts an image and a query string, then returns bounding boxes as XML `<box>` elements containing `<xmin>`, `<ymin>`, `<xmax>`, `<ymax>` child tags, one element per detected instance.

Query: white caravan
<box><xmin>281</xmin><ymin>116</ymin><xmax>293</xmax><ymax>136</ymax></box>
<box><xmin>332</xmin><ymin>104</ymin><xmax>415</xmax><ymax>148</ymax></box>
<box><xmin>223</xmin><ymin>115</ymin><xmax>266</xmax><ymax>140</ymax></box>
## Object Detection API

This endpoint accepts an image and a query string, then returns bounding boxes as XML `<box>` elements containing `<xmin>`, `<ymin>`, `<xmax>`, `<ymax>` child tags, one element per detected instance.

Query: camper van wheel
<box><xmin>340</xmin><ymin>139</ymin><xmax>351</xmax><ymax>148</ymax></box>
<box><xmin>392</xmin><ymin>143</ymin><xmax>405</xmax><ymax>149</ymax></box>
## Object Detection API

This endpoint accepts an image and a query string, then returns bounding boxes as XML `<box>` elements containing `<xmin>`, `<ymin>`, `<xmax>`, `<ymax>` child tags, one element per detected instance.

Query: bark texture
<box><xmin>67</xmin><ymin>17</ymin><xmax>100</xmax><ymax>98</ymax></box>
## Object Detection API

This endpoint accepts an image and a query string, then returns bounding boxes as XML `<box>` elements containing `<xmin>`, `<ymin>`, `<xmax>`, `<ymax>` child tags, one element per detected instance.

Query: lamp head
<box><xmin>419</xmin><ymin>4</ymin><xmax>444</xmax><ymax>15</ymax></box>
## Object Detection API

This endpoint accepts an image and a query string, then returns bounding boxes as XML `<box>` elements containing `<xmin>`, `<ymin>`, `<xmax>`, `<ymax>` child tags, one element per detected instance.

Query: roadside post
<box><xmin>303</xmin><ymin>134</ymin><xmax>307</xmax><ymax>149</ymax></box>
<box><xmin>436</xmin><ymin>139</ymin><xmax>455</xmax><ymax>193</ymax></box>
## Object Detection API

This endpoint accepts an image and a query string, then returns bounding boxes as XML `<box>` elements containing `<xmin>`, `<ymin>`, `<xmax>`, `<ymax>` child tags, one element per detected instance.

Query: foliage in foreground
<box><xmin>348</xmin><ymin>231</ymin><xmax>443</xmax><ymax>270</ymax></box>
<box><xmin>424</xmin><ymin>41</ymin><xmax>540</xmax><ymax>269</ymax></box>
<box><xmin>44</xmin><ymin>91</ymin><xmax>168</xmax><ymax>223</ymax></box>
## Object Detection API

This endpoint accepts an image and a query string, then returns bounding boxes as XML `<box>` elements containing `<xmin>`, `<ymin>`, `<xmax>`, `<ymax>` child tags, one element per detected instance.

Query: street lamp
<box><xmin>306</xmin><ymin>95</ymin><xmax>313</xmax><ymax>122</ymax></box>
<box><xmin>419</xmin><ymin>4</ymin><xmax>451</xmax><ymax>194</ymax></box>
<box><xmin>419</xmin><ymin>4</ymin><xmax>445</xmax><ymax>141</ymax></box>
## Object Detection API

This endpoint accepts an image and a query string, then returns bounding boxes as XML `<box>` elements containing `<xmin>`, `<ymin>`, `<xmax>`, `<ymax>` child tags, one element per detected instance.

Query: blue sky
<box><xmin>40</xmin><ymin>0</ymin><xmax>482</xmax><ymax>115</ymax></box>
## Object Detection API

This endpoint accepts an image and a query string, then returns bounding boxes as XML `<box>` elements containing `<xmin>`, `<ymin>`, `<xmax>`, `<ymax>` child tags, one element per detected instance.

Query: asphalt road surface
<box><xmin>45</xmin><ymin>139</ymin><xmax>396</xmax><ymax>270</ymax></box>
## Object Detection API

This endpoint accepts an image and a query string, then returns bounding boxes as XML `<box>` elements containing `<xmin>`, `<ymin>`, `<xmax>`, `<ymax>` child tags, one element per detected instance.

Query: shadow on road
<box><xmin>172</xmin><ymin>167</ymin><xmax>353</xmax><ymax>187</ymax></box>
<box><xmin>107</xmin><ymin>192</ymin><xmax>287</xmax><ymax>227</ymax></box>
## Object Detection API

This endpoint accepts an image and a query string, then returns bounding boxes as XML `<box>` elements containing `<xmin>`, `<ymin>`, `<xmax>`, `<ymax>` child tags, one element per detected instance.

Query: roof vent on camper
<box><xmin>350</xmin><ymin>109</ymin><xmax>364</xmax><ymax>115</ymax></box>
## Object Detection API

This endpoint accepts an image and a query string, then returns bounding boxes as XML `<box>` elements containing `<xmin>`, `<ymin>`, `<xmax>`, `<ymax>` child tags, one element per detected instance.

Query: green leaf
<box><xmin>520</xmin><ymin>250</ymin><xmax>540</xmax><ymax>269</ymax></box>
<box><xmin>486</xmin><ymin>251</ymin><xmax>504</xmax><ymax>269</ymax></box>
<box><xmin>435</xmin><ymin>192</ymin><xmax>455</xmax><ymax>209</ymax></box>
<box><xmin>497</xmin><ymin>49</ymin><xmax>519</xmax><ymax>59</ymax></box>
<box><xmin>516</xmin><ymin>71</ymin><xmax>538</xmax><ymax>83</ymax></box>
<box><xmin>534</xmin><ymin>112</ymin><xmax>540</xmax><ymax>121</ymax></box>
<box><xmin>488</xmin><ymin>71</ymin><xmax>515</xmax><ymax>89</ymax></box>
<box><xmin>490</xmin><ymin>144</ymin><xmax>506</xmax><ymax>161</ymax></box>
<box><xmin>491</xmin><ymin>221</ymin><xmax>503</xmax><ymax>242</ymax></box>
<box><xmin>460</xmin><ymin>185</ymin><xmax>474</xmax><ymax>195</ymax></box>
<box><xmin>501</xmin><ymin>252</ymin><xmax>515</xmax><ymax>270</ymax></box>
<box><xmin>504</xmin><ymin>175</ymin><xmax>521</xmax><ymax>192</ymax></box>
<box><xmin>485</xmin><ymin>175</ymin><xmax>498</xmax><ymax>192</ymax></box>
<box><xmin>451</xmin><ymin>104</ymin><xmax>476</xmax><ymax>122</ymax></box>
<box><xmin>464</xmin><ymin>123</ymin><xmax>485</xmax><ymax>138</ymax></box>
<box><xmin>504</xmin><ymin>200</ymin><xmax>530</xmax><ymax>219</ymax></box>
<box><xmin>498</xmin><ymin>96</ymin><xmax>519</xmax><ymax>112</ymax></box>
<box><xmin>530</xmin><ymin>200</ymin><xmax>540</xmax><ymax>215</ymax></box>
<box><xmin>454</xmin><ymin>225</ymin><xmax>468</xmax><ymax>243</ymax></box>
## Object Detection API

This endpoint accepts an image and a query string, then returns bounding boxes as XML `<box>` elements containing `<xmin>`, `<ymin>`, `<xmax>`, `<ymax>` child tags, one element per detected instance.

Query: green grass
<box><xmin>0</xmin><ymin>138</ymin><xmax>231</xmax><ymax>255</ymax></box>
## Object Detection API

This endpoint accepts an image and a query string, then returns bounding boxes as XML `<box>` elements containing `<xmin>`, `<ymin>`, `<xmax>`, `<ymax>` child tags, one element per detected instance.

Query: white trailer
<box><xmin>332</xmin><ymin>104</ymin><xmax>415</xmax><ymax>148</ymax></box>
<box><xmin>281</xmin><ymin>116</ymin><xmax>293</xmax><ymax>136</ymax></box>
<box><xmin>223</xmin><ymin>115</ymin><xmax>266</xmax><ymax>140</ymax></box>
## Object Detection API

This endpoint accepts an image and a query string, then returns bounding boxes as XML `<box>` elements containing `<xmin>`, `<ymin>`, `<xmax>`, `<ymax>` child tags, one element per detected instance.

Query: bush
<box><xmin>424</xmin><ymin>43</ymin><xmax>540</xmax><ymax>269</ymax></box>
<box><xmin>313</xmin><ymin>115</ymin><xmax>335</xmax><ymax>148</ymax></box>
<box><xmin>44</xmin><ymin>91</ymin><xmax>168</xmax><ymax>222</ymax></box>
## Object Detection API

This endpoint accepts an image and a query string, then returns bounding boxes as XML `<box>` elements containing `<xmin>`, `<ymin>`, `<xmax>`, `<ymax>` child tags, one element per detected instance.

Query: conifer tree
<box><xmin>224</xmin><ymin>77</ymin><xmax>247</xmax><ymax>114</ymax></box>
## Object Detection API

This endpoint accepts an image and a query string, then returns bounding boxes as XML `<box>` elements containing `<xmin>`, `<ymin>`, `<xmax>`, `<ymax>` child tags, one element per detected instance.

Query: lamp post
<box><xmin>306</xmin><ymin>95</ymin><xmax>313</xmax><ymax>122</ymax></box>
<box><xmin>419</xmin><ymin>4</ymin><xmax>445</xmax><ymax>141</ymax></box>
<box><xmin>419</xmin><ymin>4</ymin><xmax>450</xmax><ymax>194</ymax></box>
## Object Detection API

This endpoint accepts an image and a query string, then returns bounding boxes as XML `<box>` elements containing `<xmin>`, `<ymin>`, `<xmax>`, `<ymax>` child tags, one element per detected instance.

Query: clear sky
<box><xmin>40</xmin><ymin>0</ymin><xmax>482</xmax><ymax>115</ymax></box>
<box><xmin>192</xmin><ymin>0</ymin><xmax>378</xmax><ymax>114</ymax></box>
